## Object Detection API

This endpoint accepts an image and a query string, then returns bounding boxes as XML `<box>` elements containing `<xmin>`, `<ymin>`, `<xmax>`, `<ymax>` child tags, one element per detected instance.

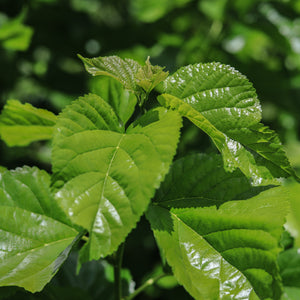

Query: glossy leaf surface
<box><xmin>52</xmin><ymin>94</ymin><xmax>182</xmax><ymax>262</ymax></box>
<box><xmin>159</xmin><ymin>62</ymin><xmax>296</xmax><ymax>185</ymax></box>
<box><xmin>90</xmin><ymin>76</ymin><xmax>137</xmax><ymax>126</ymax></box>
<box><xmin>0</xmin><ymin>167</ymin><xmax>79</xmax><ymax>292</ymax></box>
<box><xmin>0</xmin><ymin>100</ymin><xmax>57</xmax><ymax>146</ymax></box>
<box><xmin>148</xmin><ymin>154</ymin><xmax>289</xmax><ymax>299</ymax></box>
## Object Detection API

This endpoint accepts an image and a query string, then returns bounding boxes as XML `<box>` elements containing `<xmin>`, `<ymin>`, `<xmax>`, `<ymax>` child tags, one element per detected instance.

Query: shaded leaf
<box><xmin>278</xmin><ymin>248</ymin><xmax>300</xmax><ymax>288</ymax></box>
<box><xmin>0</xmin><ymin>167</ymin><xmax>80</xmax><ymax>292</ymax></box>
<box><xmin>89</xmin><ymin>77</ymin><xmax>137</xmax><ymax>126</ymax></box>
<box><xmin>52</xmin><ymin>94</ymin><xmax>182</xmax><ymax>263</ymax></box>
<box><xmin>0</xmin><ymin>100</ymin><xmax>57</xmax><ymax>146</ymax></box>
<box><xmin>159</xmin><ymin>62</ymin><xmax>296</xmax><ymax>185</ymax></box>
<box><xmin>147</xmin><ymin>154</ymin><xmax>289</xmax><ymax>299</ymax></box>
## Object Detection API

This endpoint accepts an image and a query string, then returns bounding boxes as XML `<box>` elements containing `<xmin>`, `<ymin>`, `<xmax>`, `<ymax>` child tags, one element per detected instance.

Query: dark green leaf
<box><xmin>278</xmin><ymin>248</ymin><xmax>300</xmax><ymax>288</ymax></box>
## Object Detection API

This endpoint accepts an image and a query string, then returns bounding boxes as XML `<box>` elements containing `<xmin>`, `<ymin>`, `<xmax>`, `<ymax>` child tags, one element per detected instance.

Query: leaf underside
<box><xmin>158</xmin><ymin>62</ymin><xmax>296</xmax><ymax>186</ymax></box>
<box><xmin>52</xmin><ymin>93</ymin><xmax>182</xmax><ymax>263</ymax></box>
<box><xmin>0</xmin><ymin>167</ymin><xmax>79</xmax><ymax>293</ymax></box>
<box><xmin>147</xmin><ymin>153</ymin><xmax>289</xmax><ymax>300</ymax></box>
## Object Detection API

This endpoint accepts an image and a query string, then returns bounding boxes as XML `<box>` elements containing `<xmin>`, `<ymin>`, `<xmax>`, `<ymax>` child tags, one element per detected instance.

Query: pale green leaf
<box><xmin>0</xmin><ymin>167</ymin><xmax>7</xmax><ymax>174</ymax></box>
<box><xmin>78</xmin><ymin>54</ymin><xmax>142</xmax><ymax>93</ymax></box>
<box><xmin>52</xmin><ymin>94</ymin><xmax>182</xmax><ymax>262</ymax></box>
<box><xmin>0</xmin><ymin>100</ymin><xmax>57</xmax><ymax>146</ymax></box>
<box><xmin>135</xmin><ymin>57</ymin><xmax>169</xmax><ymax>95</ymax></box>
<box><xmin>159</xmin><ymin>62</ymin><xmax>296</xmax><ymax>185</ymax></box>
<box><xmin>0</xmin><ymin>167</ymin><xmax>80</xmax><ymax>292</ymax></box>
<box><xmin>282</xmin><ymin>287</ymin><xmax>300</xmax><ymax>300</ymax></box>
<box><xmin>148</xmin><ymin>154</ymin><xmax>289</xmax><ymax>300</ymax></box>
<box><xmin>284</xmin><ymin>182</ymin><xmax>300</xmax><ymax>248</ymax></box>
<box><xmin>89</xmin><ymin>77</ymin><xmax>137</xmax><ymax>126</ymax></box>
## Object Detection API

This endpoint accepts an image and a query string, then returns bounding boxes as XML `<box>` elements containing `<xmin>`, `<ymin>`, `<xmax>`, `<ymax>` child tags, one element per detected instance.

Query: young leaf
<box><xmin>158</xmin><ymin>62</ymin><xmax>296</xmax><ymax>185</ymax></box>
<box><xmin>52</xmin><ymin>94</ymin><xmax>182</xmax><ymax>263</ymax></box>
<box><xmin>0</xmin><ymin>167</ymin><xmax>80</xmax><ymax>293</ymax></box>
<box><xmin>90</xmin><ymin>77</ymin><xmax>137</xmax><ymax>126</ymax></box>
<box><xmin>78</xmin><ymin>55</ymin><xmax>142</xmax><ymax>93</ymax></box>
<box><xmin>0</xmin><ymin>100</ymin><xmax>57</xmax><ymax>146</ymax></box>
<box><xmin>135</xmin><ymin>56</ymin><xmax>169</xmax><ymax>95</ymax></box>
<box><xmin>147</xmin><ymin>154</ymin><xmax>289</xmax><ymax>300</ymax></box>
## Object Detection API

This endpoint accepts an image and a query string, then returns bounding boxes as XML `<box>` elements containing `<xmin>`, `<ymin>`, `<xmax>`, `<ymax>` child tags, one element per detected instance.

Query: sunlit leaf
<box><xmin>0</xmin><ymin>100</ymin><xmax>57</xmax><ymax>146</ymax></box>
<box><xmin>52</xmin><ymin>94</ymin><xmax>182</xmax><ymax>262</ymax></box>
<box><xmin>0</xmin><ymin>167</ymin><xmax>80</xmax><ymax>292</ymax></box>
<box><xmin>148</xmin><ymin>154</ymin><xmax>289</xmax><ymax>299</ymax></box>
<box><xmin>159</xmin><ymin>62</ymin><xmax>297</xmax><ymax>185</ymax></box>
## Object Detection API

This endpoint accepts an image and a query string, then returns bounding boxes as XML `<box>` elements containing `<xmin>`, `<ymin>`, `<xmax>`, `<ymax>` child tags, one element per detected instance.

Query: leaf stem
<box><xmin>123</xmin><ymin>273</ymin><xmax>167</xmax><ymax>300</ymax></box>
<box><xmin>114</xmin><ymin>243</ymin><xmax>125</xmax><ymax>300</ymax></box>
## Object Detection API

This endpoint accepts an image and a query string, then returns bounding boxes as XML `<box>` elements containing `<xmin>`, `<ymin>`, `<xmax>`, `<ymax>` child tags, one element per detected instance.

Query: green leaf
<box><xmin>159</xmin><ymin>62</ymin><xmax>296</xmax><ymax>185</ymax></box>
<box><xmin>130</xmin><ymin>0</ymin><xmax>192</xmax><ymax>23</ymax></box>
<box><xmin>282</xmin><ymin>287</ymin><xmax>300</xmax><ymax>300</ymax></box>
<box><xmin>52</xmin><ymin>94</ymin><xmax>182</xmax><ymax>262</ymax></box>
<box><xmin>135</xmin><ymin>57</ymin><xmax>169</xmax><ymax>95</ymax></box>
<box><xmin>0</xmin><ymin>14</ymin><xmax>33</xmax><ymax>51</ymax></box>
<box><xmin>0</xmin><ymin>100</ymin><xmax>57</xmax><ymax>146</ymax></box>
<box><xmin>278</xmin><ymin>248</ymin><xmax>300</xmax><ymax>288</ymax></box>
<box><xmin>0</xmin><ymin>167</ymin><xmax>7</xmax><ymax>174</ymax></box>
<box><xmin>89</xmin><ymin>77</ymin><xmax>137</xmax><ymax>126</ymax></box>
<box><xmin>284</xmin><ymin>182</ymin><xmax>300</xmax><ymax>248</ymax></box>
<box><xmin>0</xmin><ymin>167</ymin><xmax>80</xmax><ymax>292</ymax></box>
<box><xmin>78</xmin><ymin>54</ymin><xmax>142</xmax><ymax>93</ymax></box>
<box><xmin>147</xmin><ymin>154</ymin><xmax>289</xmax><ymax>299</ymax></box>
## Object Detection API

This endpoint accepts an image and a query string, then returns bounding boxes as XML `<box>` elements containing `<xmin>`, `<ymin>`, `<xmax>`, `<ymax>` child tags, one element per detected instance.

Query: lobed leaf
<box><xmin>0</xmin><ymin>167</ymin><xmax>80</xmax><ymax>292</ymax></box>
<box><xmin>148</xmin><ymin>154</ymin><xmax>289</xmax><ymax>299</ymax></box>
<box><xmin>0</xmin><ymin>100</ymin><xmax>57</xmax><ymax>146</ymax></box>
<box><xmin>52</xmin><ymin>94</ymin><xmax>182</xmax><ymax>263</ymax></box>
<box><xmin>158</xmin><ymin>62</ymin><xmax>296</xmax><ymax>185</ymax></box>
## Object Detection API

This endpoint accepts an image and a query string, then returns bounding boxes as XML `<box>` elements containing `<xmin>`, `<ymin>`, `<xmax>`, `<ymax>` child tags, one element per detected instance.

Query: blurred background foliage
<box><xmin>1</xmin><ymin>0</ymin><xmax>300</xmax><ymax>299</ymax></box>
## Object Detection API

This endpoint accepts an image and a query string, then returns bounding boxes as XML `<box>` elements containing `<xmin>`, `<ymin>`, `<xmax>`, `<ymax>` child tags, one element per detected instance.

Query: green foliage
<box><xmin>158</xmin><ymin>62</ymin><xmax>297</xmax><ymax>186</ymax></box>
<box><xmin>52</xmin><ymin>93</ymin><xmax>181</xmax><ymax>263</ymax></box>
<box><xmin>0</xmin><ymin>11</ymin><xmax>33</xmax><ymax>51</ymax></box>
<box><xmin>0</xmin><ymin>53</ymin><xmax>298</xmax><ymax>300</ymax></box>
<box><xmin>0</xmin><ymin>167</ymin><xmax>80</xmax><ymax>292</ymax></box>
<box><xmin>0</xmin><ymin>100</ymin><xmax>57</xmax><ymax>146</ymax></box>
<box><xmin>148</xmin><ymin>154</ymin><xmax>288</xmax><ymax>300</ymax></box>
<box><xmin>89</xmin><ymin>77</ymin><xmax>137</xmax><ymax>126</ymax></box>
